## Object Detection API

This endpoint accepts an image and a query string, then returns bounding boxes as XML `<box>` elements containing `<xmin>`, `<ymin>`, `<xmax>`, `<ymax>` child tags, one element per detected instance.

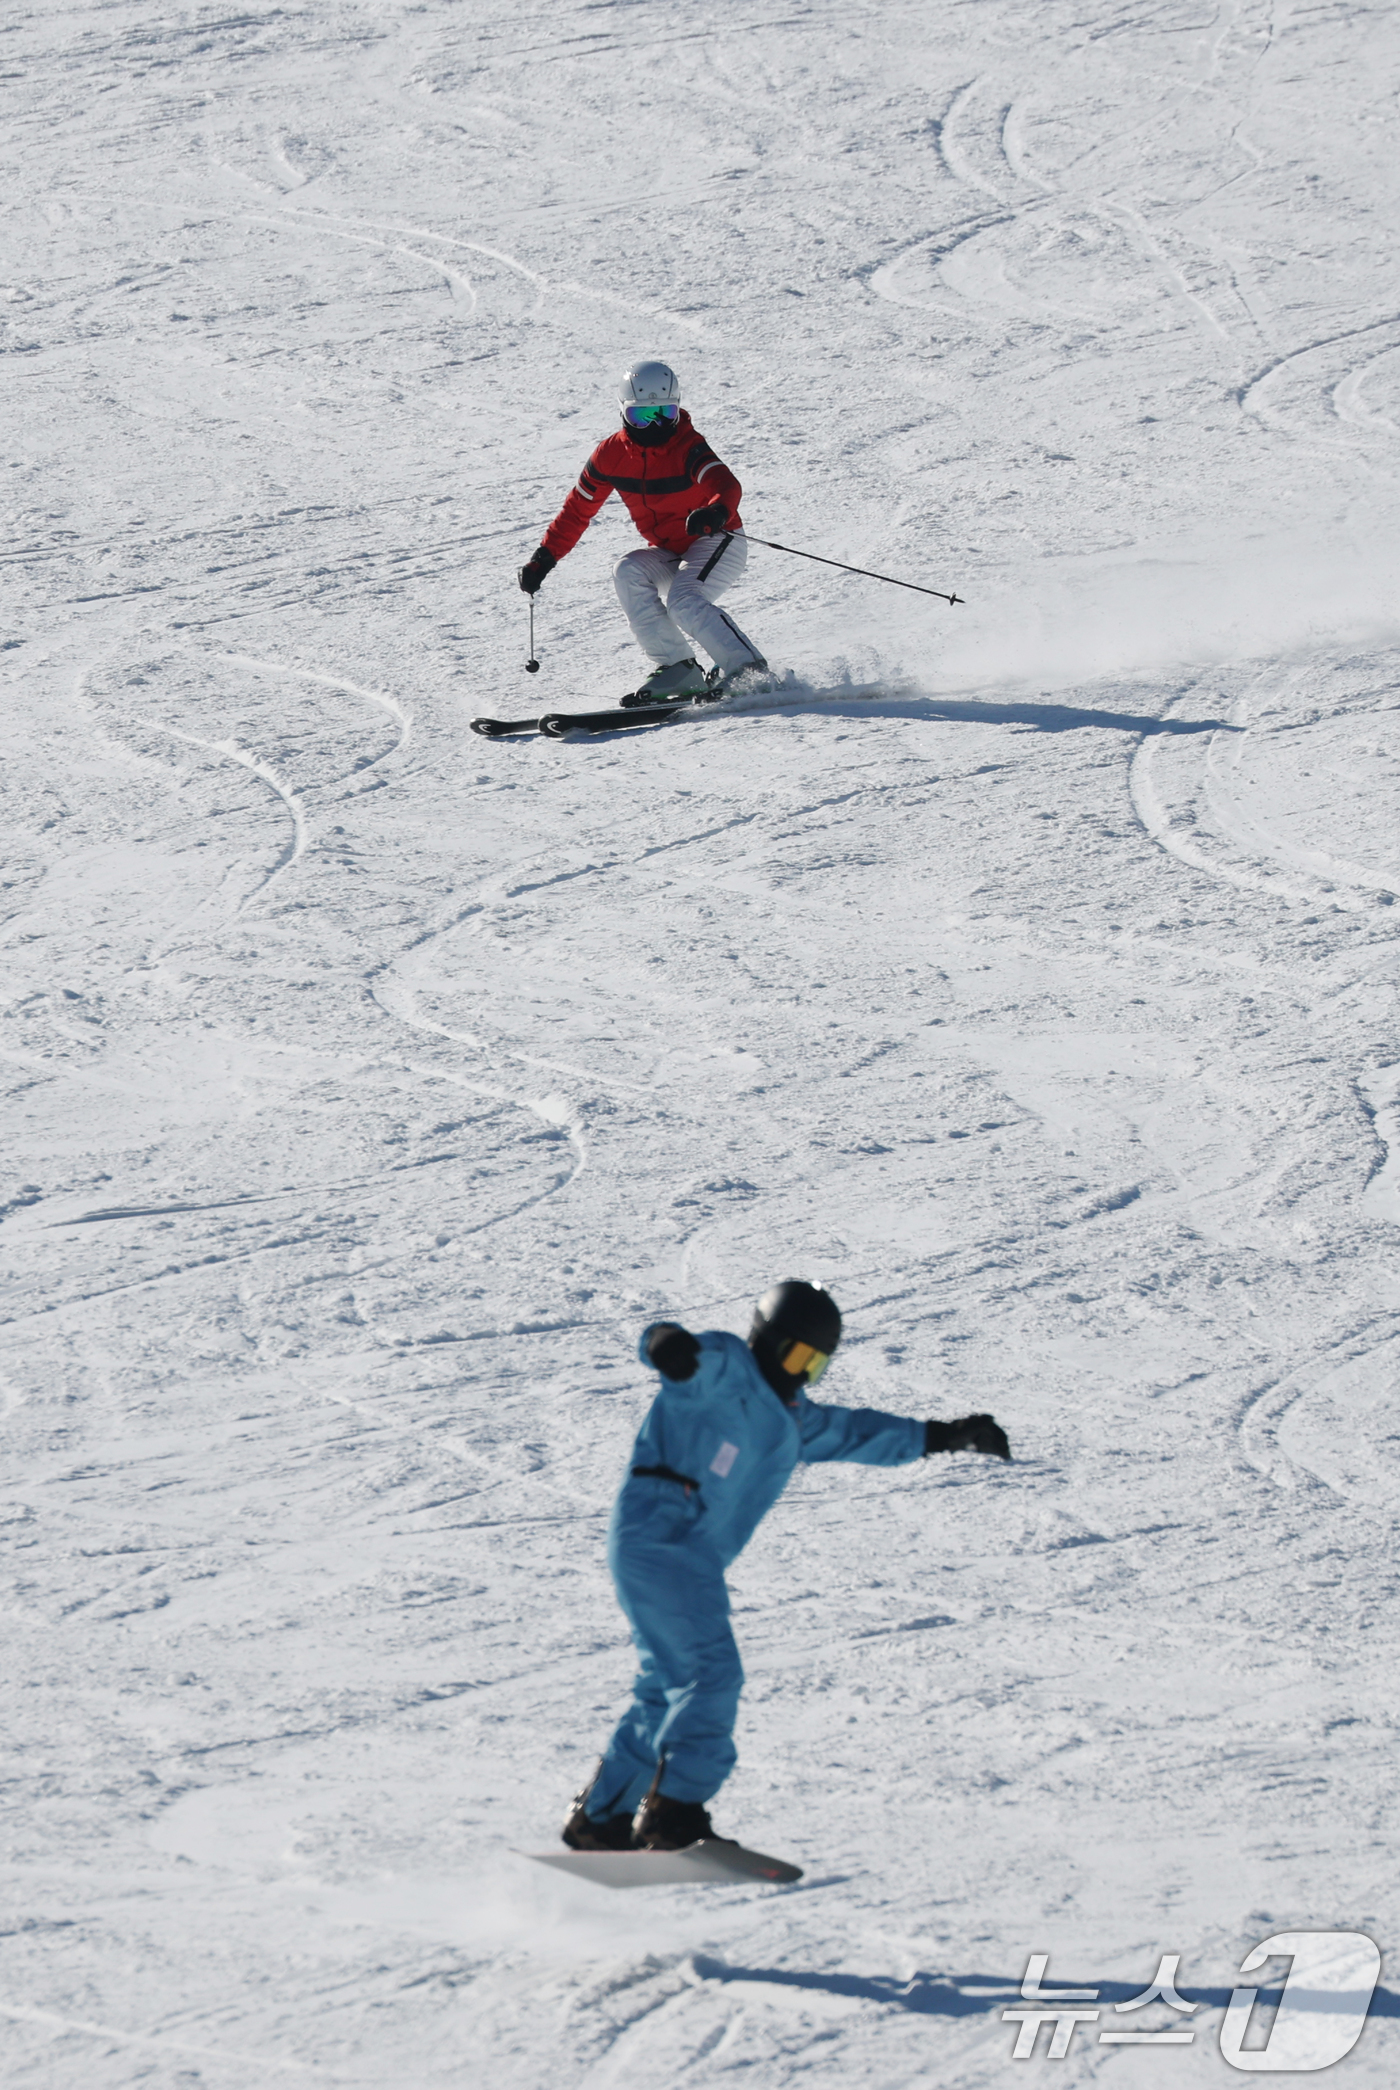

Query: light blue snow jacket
<box><xmin>617</xmin><ymin>1326</ymin><xmax>925</xmax><ymax>1571</ymax></box>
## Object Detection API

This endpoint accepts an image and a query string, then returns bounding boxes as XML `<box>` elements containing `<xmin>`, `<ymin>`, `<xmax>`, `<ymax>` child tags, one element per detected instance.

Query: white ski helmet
<box><xmin>618</xmin><ymin>360</ymin><xmax>682</xmax><ymax>442</ymax></box>
<box><xmin>618</xmin><ymin>358</ymin><xmax>681</xmax><ymax>415</ymax></box>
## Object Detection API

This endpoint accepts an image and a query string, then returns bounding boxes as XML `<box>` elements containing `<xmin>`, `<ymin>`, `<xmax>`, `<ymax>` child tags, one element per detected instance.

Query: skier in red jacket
<box><xmin>518</xmin><ymin>360</ymin><xmax>768</xmax><ymax>704</ymax></box>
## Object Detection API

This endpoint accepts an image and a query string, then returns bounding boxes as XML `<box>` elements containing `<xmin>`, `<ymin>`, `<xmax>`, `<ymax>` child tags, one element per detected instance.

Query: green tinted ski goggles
<box><xmin>780</xmin><ymin>1340</ymin><xmax>832</xmax><ymax>1386</ymax></box>
<box><xmin>623</xmin><ymin>402</ymin><xmax>680</xmax><ymax>428</ymax></box>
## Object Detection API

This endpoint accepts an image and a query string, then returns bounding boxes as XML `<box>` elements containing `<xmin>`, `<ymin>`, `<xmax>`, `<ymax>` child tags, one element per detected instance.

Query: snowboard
<box><xmin>471</xmin><ymin>700</ymin><xmax>693</xmax><ymax>739</ymax></box>
<box><xmin>525</xmin><ymin>1838</ymin><xmax>803</xmax><ymax>1889</ymax></box>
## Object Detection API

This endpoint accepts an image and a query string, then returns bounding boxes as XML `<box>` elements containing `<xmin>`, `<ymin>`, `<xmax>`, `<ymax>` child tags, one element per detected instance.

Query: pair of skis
<box><xmin>472</xmin><ymin>696</ymin><xmax>696</xmax><ymax>740</ymax></box>
<box><xmin>471</xmin><ymin>675</ymin><xmax>894</xmax><ymax>742</ymax></box>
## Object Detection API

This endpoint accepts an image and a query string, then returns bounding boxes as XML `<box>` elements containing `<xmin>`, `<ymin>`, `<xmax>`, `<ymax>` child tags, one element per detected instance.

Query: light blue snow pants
<box><xmin>590</xmin><ymin>1477</ymin><xmax>745</xmax><ymax>1815</ymax></box>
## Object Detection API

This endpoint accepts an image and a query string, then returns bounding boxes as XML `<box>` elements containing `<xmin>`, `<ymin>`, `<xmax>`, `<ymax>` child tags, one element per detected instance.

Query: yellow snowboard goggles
<box><xmin>779</xmin><ymin>1340</ymin><xmax>832</xmax><ymax>1385</ymax></box>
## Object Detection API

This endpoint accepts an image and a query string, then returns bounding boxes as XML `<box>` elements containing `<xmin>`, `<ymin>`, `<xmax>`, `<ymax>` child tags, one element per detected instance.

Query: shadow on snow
<box><xmin>792</xmin><ymin>691</ymin><xmax>1237</xmax><ymax>735</ymax></box>
<box><xmin>689</xmin><ymin>1956</ymin><xmax>1400</xmax><ymax>2020</ymax></box>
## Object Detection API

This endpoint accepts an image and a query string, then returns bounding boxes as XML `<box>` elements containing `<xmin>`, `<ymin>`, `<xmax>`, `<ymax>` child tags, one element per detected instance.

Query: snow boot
<box><xmin>632</xmin><ymin>1791</ymin><xmax>731</xmax><ymax>1851</ymax></box>
<box><xmin>694</xmin><ymin>660</ymin><xmax>773</xmax><ymax>705</ymax></box>
<box><xmin>562</xmin><ymin>1768</ymin><xmax>636</xmax><ymax>1851</ymax></box>
<box><xmin>621</xmin><ymin>657</ymin><xmax>707</xmax><ymax>707</ymax></box>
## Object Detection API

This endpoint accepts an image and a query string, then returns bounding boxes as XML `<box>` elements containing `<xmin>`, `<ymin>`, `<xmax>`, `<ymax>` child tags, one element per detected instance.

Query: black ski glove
<box><xmin>684</xmin><ymin>502</ymin><xmax>729</xmax><ymax>538</ymax></box>
<box><xmin>924</xmin><ymin>1414</ymin><xmax>1011</xmax><ymax>1460</ymax></box>
<box><xmin>644</xmin><ymin>1324</ymin><xmax>701</xmax><ymax>1381</ymax></box>
<box><xmin>518</xmin><ymin>546</ymin><xmax>556</xmax><ymax>595</ymax></box>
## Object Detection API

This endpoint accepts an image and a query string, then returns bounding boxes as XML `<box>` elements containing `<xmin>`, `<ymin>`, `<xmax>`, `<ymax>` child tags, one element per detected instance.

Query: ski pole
<box><xmin>526</xmin><ymin>594</ymin><xmax>540</xmax><ymax>673</ymax></box>
<box><xmin>740</xmin><ymin>533</ymin><xmax>963</xmax><ymax>606</ymax></box>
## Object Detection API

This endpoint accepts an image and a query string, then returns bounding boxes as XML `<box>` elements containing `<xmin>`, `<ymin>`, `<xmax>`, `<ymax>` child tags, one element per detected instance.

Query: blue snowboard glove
<box><xmin>645</xmin><ymin>1324</ymin><xmax>701</xmax><ymax>1381</ymax></box>
<box><xmin>924</xmin><ymin>1415</ymin><xmax>1010</xmax><ymax>1460</ymax></box>
<box><xmin>684</xmin><ymin>503</ymin><xmax>729</xmax><ymax>538</ymax></box>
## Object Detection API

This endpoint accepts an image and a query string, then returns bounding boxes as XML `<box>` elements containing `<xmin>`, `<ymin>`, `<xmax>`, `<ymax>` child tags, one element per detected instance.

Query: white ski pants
<box><xmin>613</xmin><ymin>536</ymin><xmax>765</xmax><ymax>675</ymax></box>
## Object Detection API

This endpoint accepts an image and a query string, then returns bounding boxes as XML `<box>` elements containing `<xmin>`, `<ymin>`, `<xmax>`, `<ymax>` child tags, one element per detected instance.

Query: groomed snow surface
<box><xmin>4</xmin><ymin>2</ymin><xmax>1400</xmax><ymax>2084</ymax></box>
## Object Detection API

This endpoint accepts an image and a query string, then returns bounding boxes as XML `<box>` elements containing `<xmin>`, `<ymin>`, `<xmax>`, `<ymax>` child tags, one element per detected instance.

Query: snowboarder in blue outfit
<box><xmin>563</xmin><ymin>1280</ymin><xmax>1011</xmax><ymax>1854</ymax></box>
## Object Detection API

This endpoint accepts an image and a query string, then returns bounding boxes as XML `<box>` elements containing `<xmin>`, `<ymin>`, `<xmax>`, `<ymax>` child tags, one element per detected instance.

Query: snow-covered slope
<box><xmin>4</xmin><ymin>2</ymin><xmax>1400</xmax><ymax>2083</ymax></box>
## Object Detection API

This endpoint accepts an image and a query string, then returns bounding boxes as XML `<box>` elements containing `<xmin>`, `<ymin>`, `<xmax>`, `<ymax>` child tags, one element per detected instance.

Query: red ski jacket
<box><xmin>541</xmin><ymin>411</ymin><xmax>744</xmax><ymax>561</ymax></box>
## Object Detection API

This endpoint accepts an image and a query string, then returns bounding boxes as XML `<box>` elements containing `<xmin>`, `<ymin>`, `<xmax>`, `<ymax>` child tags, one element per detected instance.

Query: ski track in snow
<box><xmin>0</xmin><ymin>2002</ymin><xmax>326</xmax><ymax>2080</ymax></box>
<box><xmin>1359</xmin><ymin>1062</ymin><xmax>1400</xmax><ymax>1227</ymax></box>
<box><xmin>1129</xmin><ymin>666</ymin><xmax>1400</xmax><ymax>910</ymax></box>
<box><xmin>274</xmin><ymin>203</ymin><xmax>709</xmax><ymax>333</ymax></box>
<box><xmin>5</xmin><ymin>2</ymin><xmax>1400</xmax><ymax>2086</ymax></box>
<box><xmin>1241</xmin><ymin>316</ymin><xmax>1400</xmax><ymax>446</ymax></box>
<box><xmin>1236</xmin><ymin>1315</ymin><xmax>1400</xmax><ymax>1501</ymax></box>
<box><xmin>218</xmin><ymin>650</ymin><xmax>414</xmax><ymax>762</ymax></box>
<box><xmin>130</xmin><ymin>716</ymin><xmax>310</xmax><ymax>907</ymax></box>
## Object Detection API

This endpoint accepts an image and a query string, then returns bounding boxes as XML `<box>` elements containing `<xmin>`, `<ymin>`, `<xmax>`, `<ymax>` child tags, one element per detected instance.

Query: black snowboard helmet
<box><xmin>748</xmin><ymin>1280</ymin><xmax>842</xmax><ymax>1390</ymax></box>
